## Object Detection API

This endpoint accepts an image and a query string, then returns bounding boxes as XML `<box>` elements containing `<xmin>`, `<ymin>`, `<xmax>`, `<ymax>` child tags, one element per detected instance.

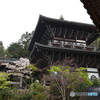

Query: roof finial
<box><xmin>59</xmin><ymin>15</ymin><xmax>64</xmax><ymax>20</ymax></box>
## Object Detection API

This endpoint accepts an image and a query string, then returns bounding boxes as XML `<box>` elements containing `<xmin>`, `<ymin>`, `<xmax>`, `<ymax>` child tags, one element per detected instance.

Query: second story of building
<box><xmin>28</xmin><ymin>15</ymin><xmax>99</xmax><ymax>52</ymax></box>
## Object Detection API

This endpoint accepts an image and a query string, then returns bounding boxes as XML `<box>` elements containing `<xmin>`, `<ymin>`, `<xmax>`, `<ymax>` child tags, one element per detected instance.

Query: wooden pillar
<box><xmin>20</xmin><ymin>76</ymin><xmax>22</xmax><ymax>88</ymax></box>
<box><xmin>43</xmin><ymin>74</ymin><xmax>46</xmax><ymax>86</ymax></box>
<box><xmin>97</xmin><ymin>65</ymin><xmax>100</xmax><ymax>80</ymax></box>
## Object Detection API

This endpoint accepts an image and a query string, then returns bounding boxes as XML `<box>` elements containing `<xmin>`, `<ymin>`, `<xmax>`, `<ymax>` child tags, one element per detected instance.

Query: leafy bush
<box><xmin>49</xmin><ymin>83</ymin><xmax>61</xmax><ymax>96</ymax></box>
<box><xmin>27</xmin><ymin>64</ymin><xmax>37</xmax><ymax>74</ymax></box>
<box><xmin>92</xmin><ymin>79</ymin><xmax>100</xmax><ymax>86</ymax></box>
<box><xmin>30</xmin><ymin>81</ymin><xmax>44</xmax><ymax>94</ymax></box>
<box><xmin>19</xmin><ymin>92</ymin><xmax>32</xmax><ymax>100</ymax></box>
<box><xmin>0</xmin><ymin>72</ymin><xmax>11</xmax><ymax>90</ymax></box>
<box><xmin>0</xmin><ymin>90</ymin><xmax>8</xmax><ymax>100</ymax></box>
<box><xmin>0</xmin><ymin>88</ymin><xmax>18</xmax><ymax>100</ymax></box>
<box><xmin>30</xmin><ymin>81</ymin><xmax>48</xmax><ymax>100</ymax></box>
<box><xmin>33</xmin><ymin>92</ymin><xmax>47</xmax><ymax>100</ymax></box>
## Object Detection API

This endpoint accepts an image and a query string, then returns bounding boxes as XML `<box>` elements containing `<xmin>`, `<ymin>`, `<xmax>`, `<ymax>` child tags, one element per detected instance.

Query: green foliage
<box><xmin>92</xmin><ymin>78</ymin><xmax>100</xmax><ymax>86</ymax></box>
<box><xmin>30</xmin><ymin>81</ymin><xmax>47</xmax><ymax>100</ymax></box>
<box><xmin>0</xmin><ymin>88</ymin><xmax>19</xmax><ymax>100</ymax></box>
<box><xmin>0</xmin><ymin>72</ymin><xmax>11</xmax><ymax>90</ymax></box>
<box><xmin>0</xmin><ymin>88</ymin><xmax>32</xmax><ymax>100</ymax></box>
<box><xmin>0</xmin><ymin>89</ymin><xmax>8</xmax><ymax>100</ymax></box>
<box><xmin>96</xmin><ymin>36</ymin><xmax>100</xmax><ymax>47</ymax></box>
<box><xmin>48</xmin><ymin>66</ymin><xmax>92</xmax><ymax>91</ymax></box>
<box><xmin>4</xmin><ymin>49</ymin><xmax>12</xmax><ymax>57</ymax></box>
<box><xmin>18</xmin><ymin>31</ymin><xmax>33</xmax><ymax>47</ymax></box>
<box><xmin>90</xmin><ymin>36</ymin><xmax>100</xmax><ymax>49</ymax></box>
<box><xmin>27</xmin><ymin>64</ymin><xmax>37</xmax><ymax>74</ymax></box>
<box><xmin>47</xmin><ymin>65</ymin><xmax>70</xmax><ymax>75</ymax></box>
<box><xmin>33</xmin><ymin>92</ymin><xmax>47</xmax><ymax>100</ymax></box>
<box><xmin>19</xmin><ymin>92</ymin><xmax>32</xmax><ymax>100</ymax></box>
<box><xmin>67</xmin><ymin>67</ymin><xmax>92</xmax><ymax>90</ymax></box>
<box><xmin>18</xmin><ymin>31</ymin><xmax>33</xmax><ymax>58</ymax></box>
<box><xmin>30</xmin><ymin>81</ymin><xmax>44</xmax><ymax>94</ymax></box>
<box><xmin>47</xmin><ymin>65</ymin><xmax>92</xmax><ymax>100</ymax></box>
<box><xmin>0</xmin><ymin>41</ymin><xmax>4</xmax><ymax>57</ymax></box>
<box><xmin>6</xmin><ymin>32</ymin><xmax>33</xmax><ymax>58</ymax></box>
<box><xmin>74</xmin><ymin>67</ymin><xmax>93</xmax><ymax>87</ymax></box>
<box><xmin>6</xmin><ymin>42</ymin><xmax>22</xmax><ymax>58</ymax></box>
<box><xmin>49</xmin><ymin>83</ymin><xmax>61</xmax><ymax>96</ymax></box>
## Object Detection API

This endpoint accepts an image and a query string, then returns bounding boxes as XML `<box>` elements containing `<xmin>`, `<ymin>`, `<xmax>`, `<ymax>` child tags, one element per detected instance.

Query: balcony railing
<box><xmin>48</xmin><ymin>42</ymin><xmax>96</xmax><ymax>51</ymax></box>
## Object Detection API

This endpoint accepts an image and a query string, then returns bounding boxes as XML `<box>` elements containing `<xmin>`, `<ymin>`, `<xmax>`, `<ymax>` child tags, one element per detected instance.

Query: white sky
<box><xmin>0</xmin><ymin>0</ymin><xmax>93</xmax><ymax>49</ymax></box>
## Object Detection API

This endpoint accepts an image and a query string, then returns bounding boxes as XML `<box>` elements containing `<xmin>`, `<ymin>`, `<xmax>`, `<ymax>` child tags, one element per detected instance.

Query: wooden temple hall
<box><xmin>28</xmin><ymin>15</ymin><xmax>100</xmax><ymax>80</ymax></box>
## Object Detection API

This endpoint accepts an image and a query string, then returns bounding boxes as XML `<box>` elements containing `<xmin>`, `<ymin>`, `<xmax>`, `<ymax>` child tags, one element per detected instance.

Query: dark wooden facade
<box><xmin>28</xmin><ymin>15</ymin><xmax>100</xmax><ymax>76</ymax></box>
<box><xmin>80</xmin><ymin>0</ymin><xmax>100</xmax><ymax>33</ymax></box>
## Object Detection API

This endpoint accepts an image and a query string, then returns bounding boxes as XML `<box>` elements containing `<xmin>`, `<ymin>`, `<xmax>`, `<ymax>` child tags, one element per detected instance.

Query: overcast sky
<box><xmin>0</xmin><ymin>0</ymin><xmax>93</xmax><ymax>49</ymax></box>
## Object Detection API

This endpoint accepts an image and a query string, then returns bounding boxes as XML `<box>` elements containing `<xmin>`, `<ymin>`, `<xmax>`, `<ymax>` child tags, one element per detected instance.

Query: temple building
<box><xmin>80</xmin><ymin>0</ymin><xmax>100</xmax><ymax>33</ymax></box>
<box><xmin>28</xmin><ymin>15</ymin><xmax>100</xmax><ymax>80</ymax></box>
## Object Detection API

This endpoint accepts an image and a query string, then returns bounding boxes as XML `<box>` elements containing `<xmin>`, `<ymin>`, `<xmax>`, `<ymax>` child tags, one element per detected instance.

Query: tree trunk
<box><xmin>62</xmin><ymin>96</ymin><xmax>66</xmax><ymax>100</ymax></box>
<box><xmin>8</xmin><ymin>94</ymin><xmax>9</xmax><ymax>100</ymax></box>
<box><xmin>32</xmin><ymin>94</ymin><xmax>33</xmax><ymax>100</ymax></box>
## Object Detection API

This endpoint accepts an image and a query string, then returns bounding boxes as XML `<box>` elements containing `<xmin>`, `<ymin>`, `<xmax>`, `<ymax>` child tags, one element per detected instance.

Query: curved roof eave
<box><xmin>80</xmin><ymin>0</ymin><xmax>100</xmax><ymax>32</ymax></box>
<box><xmin>28</xmin><ymin>15</ymin><xmax>98</xmax><ymax>51</ymax></box>
<box><xmin>31</xmin><ymin>42</ymin><xmax>100</xmax><ymax>57</ymax></box>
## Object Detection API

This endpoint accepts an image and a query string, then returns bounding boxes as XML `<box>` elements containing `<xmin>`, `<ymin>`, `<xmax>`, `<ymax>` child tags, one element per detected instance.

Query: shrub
<box><xmin>49</xmin><ymin>83</ymin><xmax>61</xmax><ymax>96</ymax></box>
<box><xmin>30</xmin><ymin>81</ymin><xmax>48</xmax><ymax>100</ymax></box>
<box><xmin>92</xmin><ymin>79</ymin><xmax>100</xmax><ymax>86</ymax></box>
<box><xmin>33</xmin><ymin>92</ymin><xmax>47</xmax><ymax>100</ymax></box>
<box><xmin>19</xmin><ymin>92</ymin><xmax>32</xmax><ymax>100</ymax></box>
<box><xmin>30</xmin><ymin>81</ymin><xmax>44</xmax><ymax>94</ymax></box>
<box><xmin>0</xmin><ymin>72</ymin><xmax>11</xmax><ymax>90</ymax></box>
<box><xmin>0</xmin><ymin>90</ymin><xmax>8</xmax><ymax>100</ymax></box>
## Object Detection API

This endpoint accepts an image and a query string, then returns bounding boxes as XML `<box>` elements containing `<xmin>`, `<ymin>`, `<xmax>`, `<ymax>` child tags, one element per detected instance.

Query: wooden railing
<box><xmin>48</xmin><ymin>42</ymin><xmax>96</xmax><ymax>51</ymax></box>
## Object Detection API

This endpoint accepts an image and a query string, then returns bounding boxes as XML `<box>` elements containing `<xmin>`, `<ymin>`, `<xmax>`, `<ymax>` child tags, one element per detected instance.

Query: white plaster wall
<box><xmin>87</xmin><ymin>68</ymin><xmax>99</xmax><ymax>79</ymax></box>
<box><xmin>88</xmin><ymin>73</ymin><xmax>99</xmax><ymax>79</ymax></box>
<box><xmin>87</xmin><ymin>68</ymin><xmax>98</xmax><ymax>72</ymax></box>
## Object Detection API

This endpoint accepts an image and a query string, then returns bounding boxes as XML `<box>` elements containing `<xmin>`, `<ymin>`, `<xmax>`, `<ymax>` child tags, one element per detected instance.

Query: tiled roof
<box><xmin>80</xmin><ymin>0</ymin><xmax>100</xmax><ymax>32</ymax></box>
<box><xmin>28</xmin><ymin>15</ymin><xmax>98</xmax><ymax>51</ymax></box>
